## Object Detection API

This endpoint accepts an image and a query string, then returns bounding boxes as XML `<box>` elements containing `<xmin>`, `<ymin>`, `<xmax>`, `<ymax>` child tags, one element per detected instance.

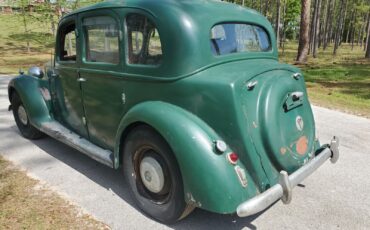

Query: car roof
<box><xmin>67</xmin><ymin>0</ymin><xmax>261</xmax><ymax>18</ymax></box>
<box><xmin>61</xmin><ymin>0</ymin><xmax>278</xmax><ymax>79</ymax></box>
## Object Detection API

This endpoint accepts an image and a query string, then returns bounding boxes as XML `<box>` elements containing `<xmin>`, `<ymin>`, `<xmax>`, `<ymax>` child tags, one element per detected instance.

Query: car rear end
<box><xmin>233</xmin><ymin>63</ymin><xmax>340</xmax><ymax>216</ymax></box>
<box><xmin>150</xmin><ymin>0</ymin><xmax>340</xmax><ymax>216</ymax></box>
<box><xmin>175</xmin><ymin>18</ymin><xmax>340</xmax><ymax>215</ymax></box>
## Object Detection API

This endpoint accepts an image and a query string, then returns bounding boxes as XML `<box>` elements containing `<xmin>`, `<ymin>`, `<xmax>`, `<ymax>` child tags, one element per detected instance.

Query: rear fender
<box><xmin>8</xmin><ymin>75</ymin><xmax>52</xmax><ymax>127</ymax></box>
<box><xmin>114</xmin><ymin>101</ymin><xmax>258</xmax><ymax>213</ymax></box>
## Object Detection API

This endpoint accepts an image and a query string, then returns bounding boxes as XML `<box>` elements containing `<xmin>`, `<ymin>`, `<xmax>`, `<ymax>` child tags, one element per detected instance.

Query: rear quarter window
<box><xmin>126</xmin><ymin>13</ymin><xmax>163</xmax><ymax>66</ymax></box>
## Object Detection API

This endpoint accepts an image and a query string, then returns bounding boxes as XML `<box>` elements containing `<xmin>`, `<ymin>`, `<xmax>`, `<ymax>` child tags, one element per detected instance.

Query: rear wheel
<box><xmin>11</xmin><ymin>92</ymin><xmax>44</xmax><ymax>140</ymax></box>
<box><xmin>123</xmin><ymin>125</ymin><xmax>194</xmax><ymax>223</ymax></box>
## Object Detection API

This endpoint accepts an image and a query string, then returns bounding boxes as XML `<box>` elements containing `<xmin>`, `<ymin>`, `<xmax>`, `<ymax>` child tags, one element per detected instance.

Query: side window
<box><xmin>59</xmin><ymin>23</ymin><xmax>76</xmax><ymax>62</ymax></box>
<box><xmin>83</xmin><ymin>16</ymin><xmax>119</xmax><ymax>64</ymax></box>
<box><xmin>126</xmin><ymin>13</ymin><xmax>162</xmax><ymax>65</ymax></box>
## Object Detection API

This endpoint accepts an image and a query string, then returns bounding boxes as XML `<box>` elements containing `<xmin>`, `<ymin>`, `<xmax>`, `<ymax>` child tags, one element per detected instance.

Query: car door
<box><xmin>78</xmin><ymin>9</ymin><xmax>164</xmax><ymax>150</ymax></box>
<box><xmin>53</xmin><ymin>15</ymin><xmax>88</xmax><ymax>138</ymax></box>
<box><xmin>78</xmin><ymin>10</ymin><xmax>124</xmax><ymax>150</ymax></box>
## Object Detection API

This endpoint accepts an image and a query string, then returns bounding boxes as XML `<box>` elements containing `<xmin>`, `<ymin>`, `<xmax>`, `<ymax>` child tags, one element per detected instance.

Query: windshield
<box><xmin>210</xmin><ymin>23</ymin><xmax>271</xmax><ymax>56</ymax></box>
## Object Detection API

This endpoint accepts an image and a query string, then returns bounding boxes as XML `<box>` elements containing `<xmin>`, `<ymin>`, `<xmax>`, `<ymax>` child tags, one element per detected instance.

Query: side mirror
<box><xmin>28</xmin><ymin>66</ymin><xmax>44</xmax><ymax>79</ymax></box>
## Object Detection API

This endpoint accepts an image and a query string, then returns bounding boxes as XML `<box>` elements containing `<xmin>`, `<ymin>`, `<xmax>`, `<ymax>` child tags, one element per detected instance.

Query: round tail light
<box><xmin>227</xmin><ymin>152</ymin><xmax>239</xmax><ymax>164</ymax></box>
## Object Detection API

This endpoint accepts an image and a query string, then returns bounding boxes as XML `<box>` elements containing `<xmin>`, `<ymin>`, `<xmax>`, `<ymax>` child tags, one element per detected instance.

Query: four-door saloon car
<box><xmin>8</xmin><ymin>0</ymin><xmax>339</xmax><ymax>224</ymax></box>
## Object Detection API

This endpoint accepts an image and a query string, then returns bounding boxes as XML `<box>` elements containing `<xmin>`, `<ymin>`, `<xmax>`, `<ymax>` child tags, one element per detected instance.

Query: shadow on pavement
<box><xmin>30</xmin><ymin>135</ymin><xmax>264</xmax><ymax>230</ymax></box>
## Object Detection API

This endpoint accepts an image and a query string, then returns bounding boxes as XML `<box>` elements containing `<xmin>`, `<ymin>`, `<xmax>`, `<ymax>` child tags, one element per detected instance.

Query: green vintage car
<box><xmin>8</xmin><ymin>0</ymin><xmax>339</xmax><ymax>224</ymax></box>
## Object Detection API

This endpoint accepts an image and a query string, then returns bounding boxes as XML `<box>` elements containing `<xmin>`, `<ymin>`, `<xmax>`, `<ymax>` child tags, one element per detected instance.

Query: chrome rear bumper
<box><xmin>237</xmin><ymin>136</ymin><xmax>339</xmax><ymax>217</ymax></box>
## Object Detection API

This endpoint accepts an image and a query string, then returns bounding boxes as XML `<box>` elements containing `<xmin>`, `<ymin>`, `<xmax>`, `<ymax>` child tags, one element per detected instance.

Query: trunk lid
<box><xmin>240</xmin><ymin>68</ymin><xmax>315</xmax><ymax>174</ymax></box>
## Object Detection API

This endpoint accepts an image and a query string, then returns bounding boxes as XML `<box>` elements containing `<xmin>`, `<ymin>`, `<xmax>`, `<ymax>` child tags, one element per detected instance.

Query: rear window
<box><xmin>210</xmin><ymin>23</ymin><xmax>271</xmax><ymax>56</ymax></box>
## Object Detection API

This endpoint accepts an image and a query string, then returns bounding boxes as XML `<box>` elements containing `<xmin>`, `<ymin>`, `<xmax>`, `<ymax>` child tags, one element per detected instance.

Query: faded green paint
<box><xmin>115</xmin><ymin>101</ymin><xmax>258</xmax><ymax>213</ymax></box>
<box><xmin>8</xmin><ymin>76</ymin><xmax>52</xmax><ymax>127</ymax></box>
<box><xmin>8</xmin><ymin>0</ymin><xmax>321</xmax><ymax>214</ymax></box>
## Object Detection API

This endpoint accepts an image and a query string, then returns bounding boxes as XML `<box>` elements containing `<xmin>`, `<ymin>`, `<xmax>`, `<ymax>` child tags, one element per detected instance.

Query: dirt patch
<box><xmin>0</xmin><ymin>156</ymin><xmax>110</xmax><ymax>229</ymax></box>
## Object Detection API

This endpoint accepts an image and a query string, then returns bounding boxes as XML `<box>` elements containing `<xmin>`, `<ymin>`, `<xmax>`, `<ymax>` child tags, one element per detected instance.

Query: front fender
<box><xmin>8</xmin><ymin>75</ymin><xmax>52</xmax><ymax>127</ymax></box>
<box><xmin>114</xmin><ymin>101</ymin><xmax>258</xmax><ymax>213</ymax></box>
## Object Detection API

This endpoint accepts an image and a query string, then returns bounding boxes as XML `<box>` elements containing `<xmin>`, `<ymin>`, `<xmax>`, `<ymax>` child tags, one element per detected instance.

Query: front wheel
<box><xmin>123</xmin><ymin>125</ymin><xmax>194</xmax><ymax>223</ymax></box>
<box><xmin>11</xmin><ymin>92</ymin><xmax>44</xmax><ymax>140</ymax></box>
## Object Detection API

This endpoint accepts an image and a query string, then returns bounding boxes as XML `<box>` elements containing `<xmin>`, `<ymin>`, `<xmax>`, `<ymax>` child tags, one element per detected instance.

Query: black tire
<box><xmin>123</xmin><ymin>125</ymin><xmax>194</xmax><ymax>224</ymax></box>
<box><xmin>11</xmin><ymin>92</ymin><xmax>44</xmax><ymax>140</ymax></box>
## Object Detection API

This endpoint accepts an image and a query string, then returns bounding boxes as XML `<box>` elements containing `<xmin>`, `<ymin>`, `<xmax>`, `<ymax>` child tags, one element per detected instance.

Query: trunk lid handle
<box><xmin>284</xmin><ymin>91</ymin><xmax>304</xmax><ymax>111</ymax></box>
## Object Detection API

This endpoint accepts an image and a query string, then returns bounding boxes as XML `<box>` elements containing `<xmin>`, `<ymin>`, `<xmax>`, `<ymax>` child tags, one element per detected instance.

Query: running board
<box><xmin>39</xmin><ymin>121</ymin><xmax>114</xmax><ymax>168</ymax></box>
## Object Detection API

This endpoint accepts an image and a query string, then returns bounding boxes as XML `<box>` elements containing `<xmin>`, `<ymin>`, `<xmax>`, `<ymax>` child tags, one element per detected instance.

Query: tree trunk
<box><xmin>275</xmin><ymin>0</ymin><xmax>281</xmax><ymax>44</ymax></box>
<box><xmin>21</xmin><ymin>3</ymin><xmax>30</xmax><ymax>53</ymax></box>
<box><xmin>366</xmin><ymin>18</ymin><xmax>370</xmax><ymax>57</ymax></box>
<box><xmin>351</xmin><ymin>27</ymin><xmax>356</xmax><ymax>50</ymax></box>
<box><xmin>333</xmin><ymin>0</ymin><xmax>345</xmax><ymax>55</ymax></box>
<box><xmin>351</xmin><ymin>9</ymin><xmax>357</xmax><ymax>50</ymax></box>
<box><xmin>296</xmin><ymin>0</ymin><xmax>311</xmax><ymax>63</ymax></box>
<box><xmin>346</xmin><ymin>10</ymin><xmax>355</xmax><ymax>43</ymax></box>
<box><xmin>360</xmin><ymin>13</ymin><xmax>369</xmax><ymax>48</ymax></box>
<box><xmin>365</xmin><ymin>12</ymin><xmax>370</xmax><ymax>52</ymax></box>
<box><xmin>323</xmin><ymin>0</ymin><xmax>334</xmax><ymax>49</ymax></box>
<box><xmin>366</xmin><ymin>28</ymin><xmax>370</xmax><ymax>58</ymax></box>
<box><xmin>357</xmin><ymin>15</ymin><xmax>363</xmax><ymax>46</ymax></box>
<box><xmin>280</xmin><ymin>0</ymin><xmax>287</xmax><ymax>48</ymax></box>
<box><xmin>324</xmin><ymin>0</ymin><xmax>336</xmax><ymax>50</ymax></box>
<box><xmin>319</xmin><ymin>0</ymin><xmax>327</xmax><ymax>48</ymax></box>
<box><xmin>328</xmin><ymin>0</ymin><xmax>337</xmax><ymax>45</ymax></box>
<box><xmin>339</xmin><ymin>0</ymin><xmax>348</xmax><ymax>46</ymax></box>
<box><xmin>309</xmin><ymin>0</ymin><xmax>317</xmax><ymax>54</ymax></box>
<box><xmin>313</xmin><ymin>0</ymin><xmax>322</xmax><ymax>58</ymax></box>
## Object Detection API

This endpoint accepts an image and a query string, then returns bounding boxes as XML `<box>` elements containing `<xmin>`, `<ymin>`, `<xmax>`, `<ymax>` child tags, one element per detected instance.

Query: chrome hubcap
<box><xmin>140</xmin><ymin>156</ymin><xmax>165</xmax><ymax>193</ymax></box>
<box><xmin>17</xmin><ymin>105</ymin><xmax>28</xmax><ymax>125</ymax></box>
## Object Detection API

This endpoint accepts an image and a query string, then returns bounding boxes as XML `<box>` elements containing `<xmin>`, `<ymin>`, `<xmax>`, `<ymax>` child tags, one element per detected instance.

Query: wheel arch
<box><xmin>114</xmin><ymin>101</ymin><xmax>258</xmax><ymax>214</ymax></box>
<box><xmin>8</xmin><ymin>75</ymin><xmax>52</xmax><ymax>127</ymax></box>
<box><xmin>118</xmin><ymin>121</ymin><xmax>149</xmax><ymax>167</ymax></box>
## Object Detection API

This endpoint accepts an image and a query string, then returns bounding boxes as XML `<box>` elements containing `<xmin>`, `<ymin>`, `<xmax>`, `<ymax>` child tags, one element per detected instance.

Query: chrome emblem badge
<box><xmin>296</xmin><ymin>116</ymin><xmax>304</xmax><ymax>131</ymax></box>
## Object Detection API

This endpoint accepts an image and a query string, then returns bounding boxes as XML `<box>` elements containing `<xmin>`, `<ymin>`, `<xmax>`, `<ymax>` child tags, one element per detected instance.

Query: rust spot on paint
<box><xmin>280</xmin><ymin>147</ymin><xmax>287</xmax><ymax>155</ymax></box>
<box><xmin>296</xmin><ymin>136</ymin><xmax>308</xmax><ymax>155</ymax></box>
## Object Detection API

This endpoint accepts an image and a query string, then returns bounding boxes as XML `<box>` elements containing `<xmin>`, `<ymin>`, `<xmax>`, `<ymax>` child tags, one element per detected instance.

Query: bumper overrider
<box><xmin>237</xmin><ymin>136</ymin><xmax>340</xmax><ymax>217</ymax></box>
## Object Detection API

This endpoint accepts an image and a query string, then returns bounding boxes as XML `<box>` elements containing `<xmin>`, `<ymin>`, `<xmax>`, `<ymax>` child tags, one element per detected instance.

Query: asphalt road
<box><xmin>0</xmin><ymin>75</ymin><xmax>369</xmax><ymax>230</ymax></box>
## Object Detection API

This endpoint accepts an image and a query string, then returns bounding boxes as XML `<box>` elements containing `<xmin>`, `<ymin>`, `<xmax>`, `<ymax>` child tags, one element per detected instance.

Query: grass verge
<box><xmin>304</xmin><ymin>65</ymin><xmax>370</xmax><ymax>118</ymax></box>
<box><xmin>280</xmin><ymin>42</ymin><xmax>370</xmax><ymax>118</ymax></box>
<box><xmin>0</xmin><ymin>14</ymin><xmax>53</xmax><ymax>74</ymax></box>
<box><xmin>0</xmin><ymin>156</ymin><xmax>109</xmax><ymax>229</ymax></box>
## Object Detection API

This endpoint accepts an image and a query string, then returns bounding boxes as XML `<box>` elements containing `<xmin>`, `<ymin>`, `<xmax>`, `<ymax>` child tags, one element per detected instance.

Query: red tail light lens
<box><xmin>227</xmin><ymin>152</ymin><xmax>239</xmax><ymax>164</ymax></box>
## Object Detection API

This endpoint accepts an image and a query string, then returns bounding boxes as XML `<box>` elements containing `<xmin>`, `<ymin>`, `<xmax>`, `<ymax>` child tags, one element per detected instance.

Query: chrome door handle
<box><xmin>77</xmin><ymin>78</ymin><xmax>86</xmax><ymax>82</ymax></box>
